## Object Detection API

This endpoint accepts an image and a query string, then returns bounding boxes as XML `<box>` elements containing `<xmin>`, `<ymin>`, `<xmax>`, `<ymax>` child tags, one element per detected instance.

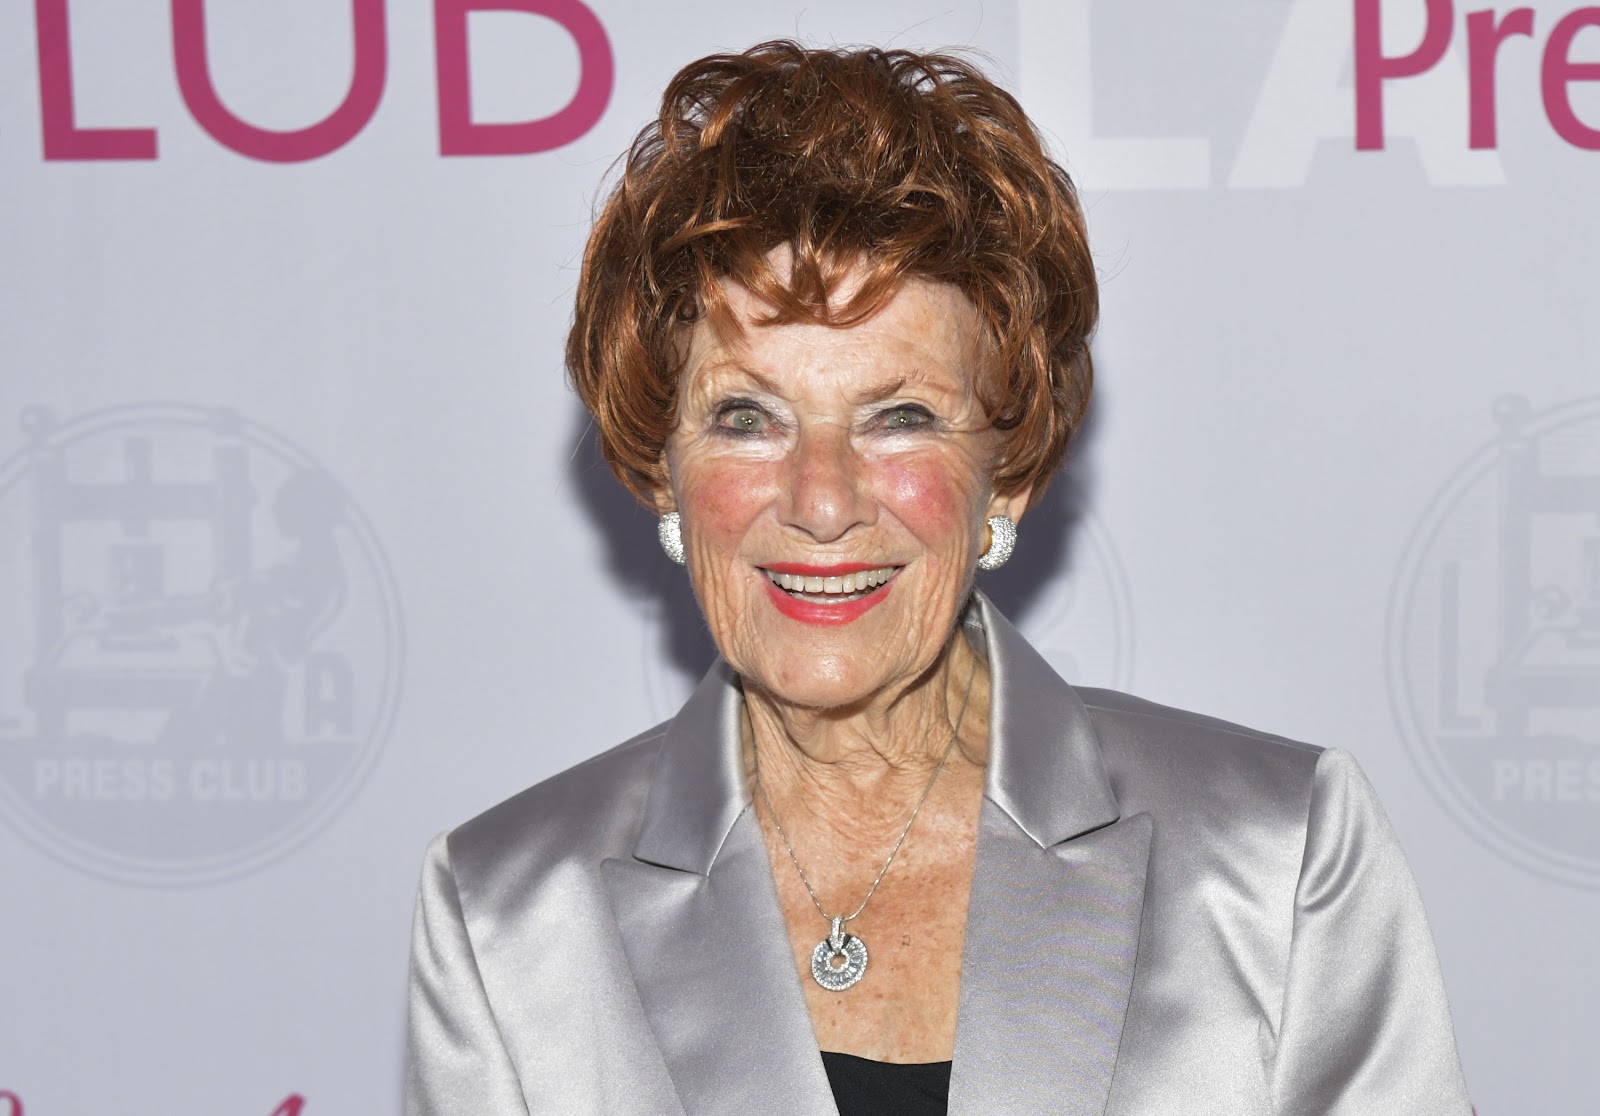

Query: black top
<box><xmin>820</xmin><ymin>1051</ymin><xmax>951</xmax><ymax>1116</ymax></box>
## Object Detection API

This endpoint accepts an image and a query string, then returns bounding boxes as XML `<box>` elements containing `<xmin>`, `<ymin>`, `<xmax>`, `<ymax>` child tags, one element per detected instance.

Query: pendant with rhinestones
<box><xmin>810</xmin><ymin>916</ymin><xmax>868</xmax><ymax>991</ymax></box>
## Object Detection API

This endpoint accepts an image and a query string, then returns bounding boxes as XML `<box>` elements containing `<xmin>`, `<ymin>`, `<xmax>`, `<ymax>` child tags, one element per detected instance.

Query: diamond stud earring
<box><xmin>977</xmin><ymin>514</ymin><xmax>1016</xmax><ymax>571</ymax></box>
<box><xmin>657</xmin><ymin>511</ymin><xmax>686</xmax><ymax>565</ymax></box>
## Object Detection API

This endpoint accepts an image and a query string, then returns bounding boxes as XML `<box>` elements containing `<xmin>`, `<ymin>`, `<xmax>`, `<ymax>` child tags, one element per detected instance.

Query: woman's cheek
<box><xmin>678</xmin><ymin>466</ymin><xmax>764</xmax><ymax>643</ymax></box>
<box><xmin>876</xmin><ymin>453</ymin><xmax>982</xmax><ymax>552</ymax></box>
<box><xmin>680</xmin><ymin>458</ymin><xmax>772</xmax><ymax>539</ymax></box>
<box><xmin>679</xmin><ymin>462</ymin><xmax>775</xmax><ymax>636</ymax></box>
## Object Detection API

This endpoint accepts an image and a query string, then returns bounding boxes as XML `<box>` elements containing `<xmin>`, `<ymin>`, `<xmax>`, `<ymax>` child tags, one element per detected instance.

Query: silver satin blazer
<box><xmin>406</xmin><ymin>593</ymin><xmax>1471</xmax><ymax>1114</ymax></box>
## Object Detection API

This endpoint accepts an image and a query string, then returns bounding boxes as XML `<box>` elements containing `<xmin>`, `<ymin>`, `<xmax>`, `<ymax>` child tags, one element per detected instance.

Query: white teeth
<box><xmin>762</xmin><ymin>566</ymin><xmax>899</xmax><ymax>597</ymax></box>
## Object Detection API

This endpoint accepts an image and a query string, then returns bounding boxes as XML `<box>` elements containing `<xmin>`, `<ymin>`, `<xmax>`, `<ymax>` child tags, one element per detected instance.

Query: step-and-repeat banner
<box><xmin>2</xmin><ymin>1</ymin><xmax>1595</xmax><ymax>1111</ymax></box>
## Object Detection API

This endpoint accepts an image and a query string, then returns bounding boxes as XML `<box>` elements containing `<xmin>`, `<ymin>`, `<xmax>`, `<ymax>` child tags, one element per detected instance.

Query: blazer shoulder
<box><xmin>1077</xmin><ymin>685</ymin><xmax>1323</xmax><ymax>758</ymax></box>
<box><xmin>445</xmin><ymin>720</ymin><xmax>671</xmax><ymax>902</ymax></box>
<box><xmin>1075</xmin><ymin>686</ymin><xmax>1326</xmax><ymax>824</ymax></box>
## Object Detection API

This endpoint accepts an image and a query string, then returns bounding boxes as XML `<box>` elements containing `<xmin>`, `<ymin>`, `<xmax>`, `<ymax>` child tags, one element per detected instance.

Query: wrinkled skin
<box><xmin>656</xmin><ymin>262</ymin><xmax>1031</xmax><ymax>1061</ymax></box>
<box><xmin>662</xmin><ymin>269</ymin><xmax>1027</xmax><ymax>728</ymax></box>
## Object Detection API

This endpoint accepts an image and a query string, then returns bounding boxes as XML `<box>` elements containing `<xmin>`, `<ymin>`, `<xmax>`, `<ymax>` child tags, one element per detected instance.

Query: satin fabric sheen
<box><xmin>406</xmin><ymin>592</ymin><xmax>1471</xmax><ymax>1114</ymax></box>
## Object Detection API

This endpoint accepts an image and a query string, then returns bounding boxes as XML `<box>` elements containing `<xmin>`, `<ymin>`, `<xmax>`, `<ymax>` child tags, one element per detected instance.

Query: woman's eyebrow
<box><xmin>697</xmin><ymin>360</ymin><xmax>785</xmax><ymax>397</ymax></box>
<box><xmin>849</xmin><ymin>376</ymin><xmax>910</xmax><ymax>406</ymax></box>
<box><xmin>697</xmin><ymin>363</ymin><xmax>943</xmax><ymax>406</ymax></box>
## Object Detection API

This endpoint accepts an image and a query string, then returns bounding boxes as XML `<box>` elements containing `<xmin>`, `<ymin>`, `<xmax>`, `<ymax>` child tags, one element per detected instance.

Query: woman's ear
<box><xmin>987</xmin><ymin>482</ymin><xmax>1033</xmax><ymax>525</ymax></box>
<box><xmin>649</xmin><ymin>459</ymin><xmax>677</xmax><ymax>515</ymax></box>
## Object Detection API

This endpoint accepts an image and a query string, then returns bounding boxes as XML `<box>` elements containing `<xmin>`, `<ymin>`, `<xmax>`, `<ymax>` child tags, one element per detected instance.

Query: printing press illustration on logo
<box><xmin>0</xmin><ymin>404</ymin><xmax>403</xmax><ymax>887</ymax></box>
<box><xmin>1387</xmin><ymin>394</ymin><xmax>1600</xmax><ymax>890</ymax></box>
<box><xmin>638</xmin><ymin>510</ymin><xmax>1135</xmax><ymax>722</ymax></box>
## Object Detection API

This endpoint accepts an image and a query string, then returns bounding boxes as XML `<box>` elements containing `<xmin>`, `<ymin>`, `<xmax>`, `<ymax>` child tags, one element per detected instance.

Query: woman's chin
<box><xmin>738</xmin><ymin>657</ymin><xmax>899</xmax><ymax>714</ymax></box>
<box><xmin>718</xmin><ymin>592</ymin><xmax>964</xmax><ymax>713</ymax></box>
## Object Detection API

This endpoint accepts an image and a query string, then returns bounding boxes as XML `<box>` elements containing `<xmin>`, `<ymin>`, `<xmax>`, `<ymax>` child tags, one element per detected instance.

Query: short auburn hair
<box><xmin>567</xmin><ymin>40</ymin><xmax>1097</xmax><ymax>504</ymax></box>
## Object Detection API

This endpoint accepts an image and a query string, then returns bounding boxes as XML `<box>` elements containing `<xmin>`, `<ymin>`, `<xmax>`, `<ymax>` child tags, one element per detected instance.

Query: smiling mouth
<box><xmin>760</xmin><ymin>566</ymin><xmax>901</xmax><ymax>604</ymax></box>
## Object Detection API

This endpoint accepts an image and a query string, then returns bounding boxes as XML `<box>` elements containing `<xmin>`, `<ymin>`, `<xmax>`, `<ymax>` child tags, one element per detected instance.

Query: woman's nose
<box><xmin>777</xmin><ymin>424</ymin><xmax>876</xmax><ymax>543</ymax></box>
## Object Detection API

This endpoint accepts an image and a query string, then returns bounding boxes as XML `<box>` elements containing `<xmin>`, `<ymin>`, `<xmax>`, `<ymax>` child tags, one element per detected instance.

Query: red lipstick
<box><xmin>761</xmin><ymin>571</ymin><xmax>895</xmax><ymax>626</ymax></box>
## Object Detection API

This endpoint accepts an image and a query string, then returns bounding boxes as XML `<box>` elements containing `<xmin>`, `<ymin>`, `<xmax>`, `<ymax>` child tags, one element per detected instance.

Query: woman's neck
<box><xmin>743</xmin><ymin>633</ymin><xmax>991</xmax><ymax>846</ymax></box>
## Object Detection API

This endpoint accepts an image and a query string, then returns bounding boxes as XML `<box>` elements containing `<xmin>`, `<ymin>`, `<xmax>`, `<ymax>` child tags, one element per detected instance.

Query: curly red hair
<box><xmin>567</xmin><ymin>40</ymin><xmax>1097</xmax><ymax>504</ymax></box>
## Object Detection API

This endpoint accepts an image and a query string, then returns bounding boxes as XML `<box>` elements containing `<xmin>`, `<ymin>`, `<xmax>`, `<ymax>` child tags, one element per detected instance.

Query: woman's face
<box><xmin>662</xmin><ymin>268</ymin><xmax>1029</xmax><ymax>711</ymax></box>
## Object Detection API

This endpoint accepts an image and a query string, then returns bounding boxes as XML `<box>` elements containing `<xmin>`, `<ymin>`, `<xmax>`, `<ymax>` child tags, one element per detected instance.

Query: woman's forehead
<box><xmin>683</xmin><ymin>273</ymin><xmax>985</xmax><ymax>394</ymax></box>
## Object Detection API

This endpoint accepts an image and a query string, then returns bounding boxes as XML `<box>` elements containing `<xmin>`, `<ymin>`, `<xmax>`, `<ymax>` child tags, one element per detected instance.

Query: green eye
<box><xmin>719</xmin><ymin>406</ymin><xmax>767</xmax><ymax>433</ymax></box>
<box><xmin>882</xmin><ymin>407</ymin><xmax>932</xmax><ymax>429</ymax></box>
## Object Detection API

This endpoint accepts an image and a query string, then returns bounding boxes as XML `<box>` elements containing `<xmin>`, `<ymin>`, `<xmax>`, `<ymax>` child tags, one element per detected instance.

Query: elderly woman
<box><xmin>406</xmin><ymin>42</ymin><xmax>1471</xmax><ymax>1116</ymax></box>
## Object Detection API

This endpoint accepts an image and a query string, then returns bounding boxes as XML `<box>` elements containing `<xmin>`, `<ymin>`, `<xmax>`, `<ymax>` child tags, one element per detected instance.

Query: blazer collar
<box><xmin>631</xmin><ymin>589</ymin><xmax>1120</xmax><ymax>874</ymax></box>
<box><xmin>973</xmin><ymin>590</ymin><xmax>1121</xmax><ymax>846</ymax></box>
<box><xmin>632</xmin><ymin>656</ymin><xmax>748</xmax><ymax>874</ymax></box>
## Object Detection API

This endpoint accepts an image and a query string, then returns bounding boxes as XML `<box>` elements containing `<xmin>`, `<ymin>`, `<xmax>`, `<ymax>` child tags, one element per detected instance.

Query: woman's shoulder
<box><xmin>1076</xmin><ymin>686</ymin><xmax>1321</xmax><ymax>758</ymax></box>
<box><xmin>1073</xmin><ymin>687</ymin><xmax>1406</xmax><ymax>904</ymax></box>
<box><xmin>438</xmin><ymin>719</ymin><xmax>673</xmax><ymax>900</ymax></box>
<box><xmin>1073</xmin><ymin>685</ymin><xmax>1338</xmax><ymax>827</ymax></box>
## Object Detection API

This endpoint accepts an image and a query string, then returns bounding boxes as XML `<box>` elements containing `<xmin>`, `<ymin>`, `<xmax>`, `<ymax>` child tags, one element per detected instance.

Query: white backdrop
<box><xmin>2</xmin><ymin>1</ymin><xmax>1596</xmax><ymax>1112</ymax></box>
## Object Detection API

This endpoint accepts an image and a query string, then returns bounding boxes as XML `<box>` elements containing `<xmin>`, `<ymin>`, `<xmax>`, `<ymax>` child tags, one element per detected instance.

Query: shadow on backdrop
<box><xmin>566</xmin><ymin>377</ymin><xmax>1107</xmax><ymax>685</ymax></box>
<box><xmin>981</xmin><ymin>393</ymin><xmax>1103</xmax><ymax>631</ymax></box>
<box><xmin>567</xmin><ymin>406</ymin><xmax>718</xmax><ymax>684</ymax></box>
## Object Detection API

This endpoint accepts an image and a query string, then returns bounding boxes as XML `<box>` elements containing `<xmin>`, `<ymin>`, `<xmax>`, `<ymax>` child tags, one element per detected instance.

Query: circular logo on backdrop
<box><xmin>0</xmin><ymin>404</ymin><xmax>403</xmax><ymax>887</ymax></box>
<box><xmin>638</xmin><ymin>511</ymin><xmax>1136</xmax><ymax>722</ymax></box>
<box><xmin>1387</xmin><ymin>394</ymin><xmax>1600</xmax><ymax>890</ymax></box>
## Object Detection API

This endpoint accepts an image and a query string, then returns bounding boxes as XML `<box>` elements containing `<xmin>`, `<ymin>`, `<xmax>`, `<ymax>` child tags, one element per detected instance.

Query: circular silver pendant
<box><xmin>810</xmin><ymin>933</ymin><xmax>868</xmax><ymax>991</ymax></box>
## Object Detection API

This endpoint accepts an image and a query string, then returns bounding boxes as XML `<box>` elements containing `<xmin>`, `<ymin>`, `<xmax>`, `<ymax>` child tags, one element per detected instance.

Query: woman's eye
<box><xmin>716</xmin><ymin>406</ymin><xmax>768</xmax><ymax>434</ymax></box>
<box><xmin>879</xmin><ymin>406</ymin><xmax>933</xmax><ymax>430</ymax></box>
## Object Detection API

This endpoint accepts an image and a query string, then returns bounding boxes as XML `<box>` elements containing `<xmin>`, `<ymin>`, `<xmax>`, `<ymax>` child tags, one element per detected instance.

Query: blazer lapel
<box><xmin>601</xmin><ymin>663</ymin><xmax>837</xmax><ymax>1116</ymax></box>
<box><xmin>603</xmin><ymin>595</ymin><xmax>1148</xmax><ymax>1116</ymax></box>
<box><xmin>947</xmin><ymin>595</ymin><xmax>1152</xmax><ymax>1115</ymax></box>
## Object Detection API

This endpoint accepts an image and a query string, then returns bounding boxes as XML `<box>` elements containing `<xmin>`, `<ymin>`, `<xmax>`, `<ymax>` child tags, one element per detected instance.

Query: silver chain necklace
<box><xmin>751</xmin><ymin>655</ymin><xmax>980</xmax><ymax>992</ymax></box>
